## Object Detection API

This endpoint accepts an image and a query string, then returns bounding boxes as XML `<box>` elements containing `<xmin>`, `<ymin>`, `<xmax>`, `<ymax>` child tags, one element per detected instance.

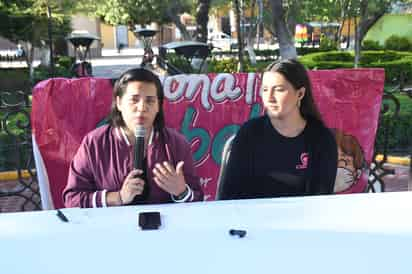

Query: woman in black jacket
<box><xmin>220</xmin><ymin>59</ymin><xmax>337</xmax><ymax>200</ymax></box>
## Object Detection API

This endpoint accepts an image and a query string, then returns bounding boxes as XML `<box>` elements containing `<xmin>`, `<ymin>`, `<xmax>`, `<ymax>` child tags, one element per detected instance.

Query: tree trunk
<box><xmin>354</xmin><ymin>0</ymin><xmax>367</xmax><ymax>67</ymax></box>
<box><xmin>269</xmin><ymin>0</ymin><xmax>297</xmax><ymax>59</ymax></box>
<box><xmin>354</xmin><ymin>15</ymin><xmax>360</xmax><ymax>68</ymax></box>
<box><xmin>256</xmin><ymin>0</ymin><xmax>263</xmax><ymax>50</ymax></box>
<box><xmin>286</xmin><ymin>1</ymin><xmax>300</xmax><ymax>40</ymax></box>
<box><xmin>233</xmin><ymin>0</ymin><xmax>244</xmax><ymax>72</ymax></box>
<box><xmin>166</xmin><ymin>7</ymin><xmax>192</xmax><ymax>40</ymax></box>
<box><xmin>354</xmin><ymin>0</ymin><xmax>387</xmax><ymax>67</ymax></box>
<box><xmin>24</xmin><ymin>41</ymin><xmax>34</xmax><ymax>84</ymax></box>
<box><xmin>246</xmin><ymin>0</ymin><xmax>257</xmax><ymax>65</ymax></box>
<box><xmin>346</xmin><ymin>17</ymin><xmax>351</xmax><ymax>49</ymax></box>
<box><xmin>195</xmin><ymin>0</ymin><xmax>210</xmax><ymax>42</ymax></box>
<box><xmin>337</xmin><ymin>0</ymin><xmax>350</xmax><ymax>50</ymax></box>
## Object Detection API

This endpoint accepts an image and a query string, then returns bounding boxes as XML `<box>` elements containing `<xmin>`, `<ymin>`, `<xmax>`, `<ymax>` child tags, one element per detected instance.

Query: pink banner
<box><xmin>32</xmin><ymin>69</ymin><xmax>385</xmax><ymax>208</ymax></box>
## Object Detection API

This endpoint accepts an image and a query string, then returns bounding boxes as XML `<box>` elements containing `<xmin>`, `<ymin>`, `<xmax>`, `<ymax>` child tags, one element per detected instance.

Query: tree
<box><xmin>245</xmin><ymin>0</ymin><xmax>257</xmax><ymax>65</ymax></box>
<box><xmin>263</xmin><ymin>0</ymin><xmax>411</xmax><ymax>65</ymax></box>
<box><xmin>268</xmin><ymin>0</ymin><xmax>297</xmax><ymax>59</ymax></box>
<box><xmin>80</xmin><ymin>0</ymin><xmax>194</xmax><ymax>40</ymax></box>
<box><xmin>194</xmin><ymin>0</ymin><xmax>211</xmax><ymax>42</ymax></box>
<box><xmin>353</xmin><ymin>0</ymin><xmax>391</xmax><ymax>67</ymax></box>
<box><xmin>0</xmin><ymin>0</ymin><xmax>73</xmax><ymax>81</ymax></box>
<box><xmin>233</xmin><ymin>0</ymin><xmax>245</xmax><ymax>71</ymax></box>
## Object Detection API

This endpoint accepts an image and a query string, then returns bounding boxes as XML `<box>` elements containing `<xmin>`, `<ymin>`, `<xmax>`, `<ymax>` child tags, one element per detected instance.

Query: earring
<box><xmin>297</xmin><ymin>99</ymin><xmax>301</xmax><ymax>108</ymax></box>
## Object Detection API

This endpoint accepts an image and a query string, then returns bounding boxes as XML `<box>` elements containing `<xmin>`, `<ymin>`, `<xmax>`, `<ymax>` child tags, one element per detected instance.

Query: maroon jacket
<box><xmin>63</xmin><ymin>125</ymin><xmax>203</xmax><ymax>208</ymax></box>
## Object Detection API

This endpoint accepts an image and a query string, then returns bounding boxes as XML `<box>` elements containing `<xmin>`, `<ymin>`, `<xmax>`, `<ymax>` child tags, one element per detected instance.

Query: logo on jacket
<box><xmin>296</xmin><ymin>152</ymin><xmax>309</xmax><ymax>170</ymax></box>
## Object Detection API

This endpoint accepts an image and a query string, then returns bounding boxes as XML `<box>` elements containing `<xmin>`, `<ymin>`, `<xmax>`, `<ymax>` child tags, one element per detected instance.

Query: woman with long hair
<box><xmin>64</xmin><ymin>68</ymin><xmax>203</xmax><ymax>207</ymax></box>
<box><xmin>220</xmin><ymin>59</ymin><xmax>337</xmax><ymax>199</ymax></box>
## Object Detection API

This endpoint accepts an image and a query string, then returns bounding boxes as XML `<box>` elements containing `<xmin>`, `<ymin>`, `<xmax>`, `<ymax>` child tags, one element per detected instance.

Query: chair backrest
<box><xmin>215</xmin><ymin>135</ymin><xmax>236</xmax><ymax>200</ymax></box>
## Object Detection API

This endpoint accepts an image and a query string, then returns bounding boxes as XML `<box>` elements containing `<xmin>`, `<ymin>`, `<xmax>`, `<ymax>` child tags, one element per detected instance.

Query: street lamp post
<box><xmin>134</xmin><ymin>28</ymin><xmax>158</xmax><ymax>67</ymax></box>
<box><xmin>66</xmin><ymin>32</ymin><xmax>100</xmax><ymax>77</ymax></box>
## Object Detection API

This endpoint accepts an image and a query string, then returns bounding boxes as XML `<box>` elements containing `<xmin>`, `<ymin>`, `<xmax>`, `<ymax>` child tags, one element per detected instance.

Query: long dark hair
<box><xmin>108</xmin><ymin>67</ymin><xmax>165</xmax><ymax>132</ymax></box>
<box><xmin>265</xmin><ymin>59</ymin><xmax>323</xmax><ymax>124</ymax></box>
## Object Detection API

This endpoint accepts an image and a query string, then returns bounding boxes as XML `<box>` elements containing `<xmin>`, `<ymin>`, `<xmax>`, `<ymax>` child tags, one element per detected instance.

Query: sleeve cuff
<box><xmin>101</xmin><ymin>189</ymin><xmax>108</xmax><ymax>207</ymax></box>
<box><xmin>92</xmin><ymin>190</ymin><xmax>108</xmax><ymax>208</ymax></box>
<box><xmin>171</xmin><ymin>185</ymin><xmax>193</xmax><ymax>203</ymax></box>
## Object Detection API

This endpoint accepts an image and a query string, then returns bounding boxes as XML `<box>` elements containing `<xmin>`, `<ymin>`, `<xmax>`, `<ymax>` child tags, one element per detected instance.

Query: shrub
<box><xmin>362</xmin><ymin>40</ymin><xmax>382</xmax><ymax>50</ymax></box>
<box><xmin>56</xmin><ymin>56</ymin><xmax>75</xmax><ymax>70</ymax></box>
<box><xmin>319</xmin><ymin>34</ymin><xmax>338</xmax><ymax>51</ymax></box>
<box><xmin>33</xmin><ymin>65</ymin><xmax>71</xmax><ymax>85</ymax></box>
<box><xmin>375</xmin><ymin>112</ymin><xmax>412</xmax><ymax>152</ymax></box>
<box><xmin>0</xmin><ymin>110</ymin><xmax>32</xmax><ymax>171</ymax></box>
<box><xmin>208</xmin><ymin>58</ymin><xmax>242</xmax><ymax>73</ymax></box>
<box><xmin>212</xmin><ymin>47</ymin><xmax>328</xmax><ymax>63</ymax></box>
<box><xmin>312</xmin><ymin>51</ymin><xmax>353</xmax><ymax>62</ymax></box>
<box><xmin>254</xmin><ymin>49</ymin><xmax>279</xmax><ymax>61</ymax></box>
<box><xmin>300</xmin><ymin>50</ymin><xmax>412</xmax><ymax>83</ymax></box>
<box><xmin>359</xmin><ymin>50</ymin><xmax>398</xmax><ymax>64</ymax></box>
<box><xmin>384</xmin><ymin>35</ymin><xmax>412</xmax><ymax>51</ymax></box>
<box><xmin>297</xmin><ymin>47</ymin><xmax>327</xmax><ymax>55</ymax></box>
<box><xmin>299</xmin><ymin>51</ymin><xmax>354</xmax><ymax>69</ymax></box>
<box><xmin>165</xmin><ymin>53</ymin><xmax>194</xmax><ymax>74</ymax></box>
<box><xmin>0</xmin><ymin>69</ymin><xmax>31</xmax><ymax>92</ymax></box>
<box><xmin>361</xmin><ymin>51</ymin><xmax>412</xmax><ymax>83</ymax></box>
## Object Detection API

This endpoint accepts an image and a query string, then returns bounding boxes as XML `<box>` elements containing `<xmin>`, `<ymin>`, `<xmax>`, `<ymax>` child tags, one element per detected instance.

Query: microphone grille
<box><xmin>134</xmin><ymin>126</ymin><xmax>146</xmax><ymax>138</ymax></box>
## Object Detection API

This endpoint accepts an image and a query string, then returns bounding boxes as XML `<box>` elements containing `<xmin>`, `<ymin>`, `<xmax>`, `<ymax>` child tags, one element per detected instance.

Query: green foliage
<box><xmin>165</xmin><ymin>53</ymin><xmax>194</xmax><ymax>74</ymax></box>
<box><xmin>299</xmin><ymin>51</ymin><xmax>354</xmax><ymax>69</ymax></box>
<box><xmin>359</xmin><ymin>51</ymin><xmax>412</xmax><ymax>83</ymax></box>
<box><xmin>0</xmin><ymin>108</ymin><xmax>32</xmax><ymax>171</ymax></box>
<box><xmin>32</xmin><ymin>65</ymin><xmax>71</xmax><ymax>85</ymax></box>
<box><xmin>32</xmin><ymin>55</ymin><xmax>74</xmax><ymax>84</ymax></box>
<box><xmin>0</xmin><ymin>133</ymin><xmax>17</xmax><ymax>172</ymax></box>
<box><xmin>0</xmin><ymin>0</ymin><xmax>73</xmax><ymax>46</ymax></box>
<box><xmin>208</xmin><ymin>58</ymin><xmax>240</xmax><ymax>73</ymax></box>
<box><xmin>56</xmin><ymin>55</ymin><xmax>75</xmax><ymax>70</ymax></box>
<box><xmin>375</xmin><ymin>94</ymin><xmax>412</xmax><ymax>152</ymax></box>
<box><xmin>384</xmin><ymin>35</ymin><xmax>412</xmax><ymax>51</ymax></box>
<box><xmin>80</xmin><ymin>0</ymin><xmax>192</xmax><ymax>28</ymax></box>
<box><xmin>300</xmin><ymin>50</ymin><xmax>412</xmax><ymax>83</ymax></box>
<box><xmin>362</xmin><ymin>40</ymin><xmax>382</xmax><ymax>50</ymax></box>
<box><xmin>313</xmin><ymin>51</ymin><xmax>353</xmax><ymax>62</ymax></box>
<box><xmin>0</xmin><ymin>55</ymin><xmax>74</xmax><ymax>90</ymax></box>
<box><xmin>0</xmin><ymin>69</ymin><xmax>31</xmax><ymax>92</ymax></box>
<box><xmin>212</xmin><ymin>47</ymin><xmax>329</xmax><ymax>63</ymax></box>
<box><xmin>207</xmin><ymin>57</ymin><xmax>270</xmax><ymax>73</ymax></box>
<box><xmin>319</xmin><ymin>34</ymin><xmax>338</xmax><ymax>51</ymax></box>
<box><xmin>358</xmin><ymin>50</ymin><xmax>399</xmax><ymax>64</ymax></box>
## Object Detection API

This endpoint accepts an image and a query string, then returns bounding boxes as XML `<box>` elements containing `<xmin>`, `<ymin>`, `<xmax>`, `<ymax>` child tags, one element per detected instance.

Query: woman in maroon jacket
<box><xmin>63</xmin><ymin>68</ymin><xmax>203</xmax><ymax>208</ymax></box>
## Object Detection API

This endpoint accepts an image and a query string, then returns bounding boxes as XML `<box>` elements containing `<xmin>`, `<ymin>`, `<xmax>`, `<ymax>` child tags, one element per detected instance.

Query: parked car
<box><xmin>208</xmin><ymin>32</ymin><xmax>237</xmax><ymax>51</ymax></box>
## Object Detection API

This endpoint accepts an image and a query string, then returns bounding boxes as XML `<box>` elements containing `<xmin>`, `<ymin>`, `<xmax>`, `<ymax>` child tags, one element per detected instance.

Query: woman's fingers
<box><xmin>153</xmin><ymin>166</ymin><xmax>170</xmax><ymax>182</ymax></box>
<box><xmin>127</xmin><ymin>169</ymin><xmax>143</xmax><ymax>180</ymax></box>
<box><xmin>162</xmin><ymin>162</ymin><xmax>175</xmax><ymax>174</ymax></box>
<box><xmin>154</xmin><ymin>163</ymin><xmax>173</xmax><ymax>177</ymax></box>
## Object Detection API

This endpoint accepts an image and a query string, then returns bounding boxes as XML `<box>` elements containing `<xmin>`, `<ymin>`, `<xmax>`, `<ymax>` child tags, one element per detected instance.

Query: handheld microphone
<box><xmin>132</xmin><ymin>125</ymin><xmax>148</xmax><ymax>204</ymax></box>
<box><xmin>134</xmin><ymin>125</ymin><xmax>146</xmax><ymax>171</ymax></box>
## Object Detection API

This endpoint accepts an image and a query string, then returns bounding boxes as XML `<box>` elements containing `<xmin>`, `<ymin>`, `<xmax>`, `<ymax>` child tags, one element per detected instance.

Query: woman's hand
<box><xmin>153</xmin><ymin>161</ymin><xmax>187</xmax><ymax>196</ymax></box>
<box><xmin>119</xmin><ymin>169</ymin><xmax>145</xmax><ymax>204</ymax></box>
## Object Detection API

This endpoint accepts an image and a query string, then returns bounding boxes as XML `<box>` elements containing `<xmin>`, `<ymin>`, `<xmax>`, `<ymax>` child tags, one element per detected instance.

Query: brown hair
<box><xmin>265</xmin><ymin>59</ymin><xmax>324</xmax><ymax>124</ymax></box>
<box><xmin>108</xmin><ymin>67</ymin><xmax>165</xmax><ymax>132</ymax></box>
<box><xmin>334</xmin><ymin>129</ymin><xmax>365</xmax><ymax>169</ymax></box>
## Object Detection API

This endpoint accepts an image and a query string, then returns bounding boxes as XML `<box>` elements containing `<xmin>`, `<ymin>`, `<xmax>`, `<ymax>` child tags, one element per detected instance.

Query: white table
<box><xmin>1</xmin><ymin>192</ymin><xmax>412</xmax><ymax>274</ymax></box>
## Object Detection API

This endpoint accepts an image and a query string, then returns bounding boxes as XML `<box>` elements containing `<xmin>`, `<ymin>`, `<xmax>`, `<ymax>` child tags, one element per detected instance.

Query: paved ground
<box><xmin>91</xmin><ymin>56</ymin><xmax>143</xmax><ymax>78</ymax></box>
<box><xmin>381</xmin><ymin>164</ymin><xmax>411</xmax><ymax>192</ymax></box>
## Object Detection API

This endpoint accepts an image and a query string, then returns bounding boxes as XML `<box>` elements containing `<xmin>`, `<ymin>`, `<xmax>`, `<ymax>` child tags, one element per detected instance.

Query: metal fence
<box><xmin>0</xmin><ymin>89</ymin><xmax>41</xmax><ymax>212</ymax></box>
